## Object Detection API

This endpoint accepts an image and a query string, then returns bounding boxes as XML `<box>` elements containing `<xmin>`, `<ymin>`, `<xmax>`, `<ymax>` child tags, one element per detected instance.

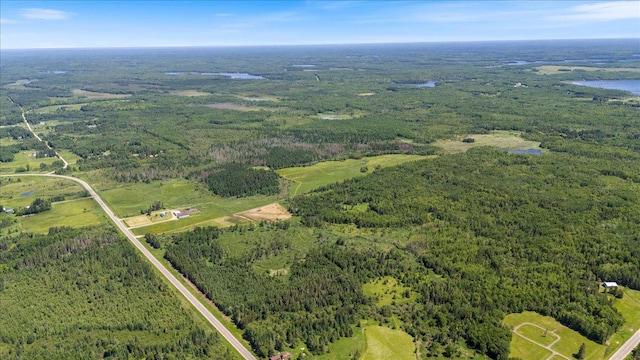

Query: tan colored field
<box><xmin>123</xmin><ymin>215</ymin><xmax>153</xmax><ymax>227</ymax></box>
<box><xmin>536</xmin><ymin>65</ymin><xmax>640</xmax><ymax>75</ymax></box>
<box><xmin>433</xmin><ymin>131</ymin><xmax>542</xmax><ymax>154</ymax></box>
<box><xmin>170</xmin><ymin>90</ymin><xmax>211</xmax><ymax>97</ymax></box>
<box><xmin>236</xmin><ymin>203</ymin><xmax>291</xmax><ymax>222</ymax></box>
<box><xmin>5</xmin><ymin>79</ymin><xmax>36</xmax><ymax>90</ymax></box>
<box><xmin>357</xmin><ymin>93</ymin><xmax>376</xmax><ymax>96</ymax></box>
<box><xmin>72</xmin><ymin>89</ymin><xmax>131</xmax><ymax>99</ymax></box>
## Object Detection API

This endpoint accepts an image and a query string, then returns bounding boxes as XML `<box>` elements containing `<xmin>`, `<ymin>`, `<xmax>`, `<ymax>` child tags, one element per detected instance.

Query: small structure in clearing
<box><xmin>602</xmin><ymin>281</ymin><xmax>618</xmax><ymax>289</ymax></box>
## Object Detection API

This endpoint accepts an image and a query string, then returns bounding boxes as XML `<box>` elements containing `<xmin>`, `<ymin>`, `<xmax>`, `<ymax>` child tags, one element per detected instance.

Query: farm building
<box><xmin>602</xmin><ymin>281</ymin><xmax>618</xmax><ymax>289</ymax></box>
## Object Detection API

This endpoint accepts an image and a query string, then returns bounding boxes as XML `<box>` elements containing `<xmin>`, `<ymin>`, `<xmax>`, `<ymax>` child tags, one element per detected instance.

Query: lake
<box><xmin>397</xmin><ymin>81</ymin><xmax>436</xmax><ymax>88</ymax></box>
<box><xmin>571</xmin><ymin>80</ymin><xmax>640</xmax><ymax>95</ymax></box>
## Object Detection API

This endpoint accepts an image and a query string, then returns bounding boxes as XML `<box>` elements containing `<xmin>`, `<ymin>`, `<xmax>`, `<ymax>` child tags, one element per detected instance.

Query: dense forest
<box><xmin>0</xmin><ymin>226</ymin><xmax>239</xmax><ymax>359</ymax></box>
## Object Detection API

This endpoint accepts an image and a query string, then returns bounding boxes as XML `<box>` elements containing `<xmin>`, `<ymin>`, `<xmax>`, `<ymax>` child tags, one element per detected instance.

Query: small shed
<box><xmin>602</xmin><ymin>281</ymin><xmax>618</xmax><ymax>289</ymax></box>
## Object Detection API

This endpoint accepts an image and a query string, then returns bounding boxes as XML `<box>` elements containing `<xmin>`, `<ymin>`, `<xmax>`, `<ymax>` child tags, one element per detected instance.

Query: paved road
<box><xmin>1</xmin><ymin>173</ymin><xmax>257</xmax><ymax>360</ymax></box>
<box><xmin>609</xmin><ymin>328</ymin><xmax>640</xmax><ymax>360</ymax></box>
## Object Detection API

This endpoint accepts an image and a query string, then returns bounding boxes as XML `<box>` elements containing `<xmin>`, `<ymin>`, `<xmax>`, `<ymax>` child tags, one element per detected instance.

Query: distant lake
<box><xmin>397</xmin><ymin>81</ymin><xmax>436</xmax><ymax>88</ymax></box>
<box><xmin>164</xmin><ymin>72</ymin><xmax>264</xmax><ymax>79</ymax></box>
<box><xmin>508</xmin><ymin>149</ymin><xmax>542</xmax><ymax>155</ymax></box>
<box><xmin>572</xmin><ymin>80</ymin><xmax>640</xmax><ymax>95</ymax></box>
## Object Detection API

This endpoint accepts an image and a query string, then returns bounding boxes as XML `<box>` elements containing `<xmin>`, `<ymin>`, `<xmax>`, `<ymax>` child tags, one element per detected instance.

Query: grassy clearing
<box><xmin>363</xmin><ymin>276</ymin><xmax>418</xmax><ymax>307</ymax></box>
<box><xmin>535</xmin><ymin>65</ymin><xmax>640</xmax><ymax>75</ymax></box>
<box><xmin>34</xmin><ymin>103</ymin><xmax>87</xmax><ymax>114</ymax></box>
<box><xmin>0</xmin><ymin>150</ymin><xmax>60</xmax><ymax>174</ymax></box>
<box><xmin>202</xmin><ymin>103</ymin><xmax>271</xmax><ymax>112</ymax></box>
<box><xmin>608</xmin><ymin>287</ymin><xmax>640</xmax><ymax>353</ymax></box>
<box><xmin>72</xmin><ymin>89</ymin><xmax>131</xmax><ymax>99</ymax></box>
<box><xmin>169</xmin><ymin>90</ymin><xmax>211</xmax><ymax>97</ymax></box>
<box><xmin>517</xmin><ymin>324</ymin><xmax>558</xmax><ymax>347</ymax></box>
<box><xmin>55</xmin><ymin>149</ymin><xmax>81</xmax><ymax>166</ymax></box>
<box><xmin>433</xmin><ymin>131</ymin><xmax>542</xmax><ymax>154</ymax></box>
<box><xmin>277</xmin><ymin>154</ymin><xmax>432</xmax><ymax>196</ymax></box>
<box><xmin>0</xmin><ymin>176</ymin><xmax>85</xmax><ymax>208</ymax></box>
<box><xmin>18</xmin><ymin>198</ymin><xmax>106</xmax><ymax>234</ymax></box>
<box><xmin>361</xmin><ymin>325</ymin><xmax>415</xmax><ymax>360</ymax></box>
<box><xmin>503</xmin><ymin>312</ymin><xmax>607</xmax><ymax>360</ymax></box>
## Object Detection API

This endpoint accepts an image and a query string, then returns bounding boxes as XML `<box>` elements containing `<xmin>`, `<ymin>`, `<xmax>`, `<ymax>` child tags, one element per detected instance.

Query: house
<box><xmin>5</xmin><ymin>209</ymin><xmax>15</xmax><ymax>214</ymax></box>
<box><xmin>270</xmin><ymin>352</ymin><xmax>292</xmax><ymax>360</ymax></box>
<box><xmin>602</xmin><ymin>281</ymin><xmax>618</xmax><ymax>289</ymax></box>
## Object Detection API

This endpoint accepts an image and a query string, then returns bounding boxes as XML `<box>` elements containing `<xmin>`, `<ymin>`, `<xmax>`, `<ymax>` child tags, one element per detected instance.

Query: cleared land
<box><xmin>72</xmin><ymin>89</ymin><xmax>131</xmax><ymax>99</ymax></box>
<box><xmin>433</xmin><ymin>131</ymin><xmax>542</xmax><ymax>154</ymax></box>
<box><xmin>169</xmin><ymin>90</ymin><xmax>211</xmax><ymax>97</ymax></box>
<box><xmin>19</xmin><ymin>198</ymin><xmax>106</xmax><ymax>234</ymax></box>
<box><xmin>34</xmin><ymin>103</ymin><xmax>87</xmax><ymax>114</ymax></box>
<box><xmin>361</xmin><ymin>326</ymin><xmax>415</xmax><ymax>360</ymax></box>
<box><xmin>203</xmin><ymin>103</ymin><xmax>270</xmax><ymax>111</ymax></box>
<box><xmin>535</xmin><ymin>66</ymin><xmax>640</xmax><ymax>75</ymax></box>
<box><xmin>235</xmin><ymin>203</ymin><xmax>291</xmax><ymax>222</ymax></box>
<box><xmin>503</xmin><ymin>311</ymin><xmax>605</xmax><ymax>360</ymax></box>
<box><xmin>363</xmin><ymin>276</ymin><xmax>418</xmax><ymax>307</ymax></box>
<box><xmin>277</xmin><ymin>154</ymin><xmax>432</xmax><ymax>196</ymax></box>
<box><xmin>0</xmin><ymin>150</ymin><xmax>60</xmax><ymax>174</ymax></box>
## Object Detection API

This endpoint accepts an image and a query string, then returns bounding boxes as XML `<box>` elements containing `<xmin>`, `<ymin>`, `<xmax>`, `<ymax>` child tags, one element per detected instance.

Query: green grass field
<box><xmin>277</xmin><ymin>154</ymin><xmax>432</xmax><ymax>196</ymax></box>
<box><xmin>361</xmin><ymin>325</ymin><xmax>415</xmax><ymax>360</ymax></box>
<box><xmin>504</xmin><ymin>289</ymin><xmax>640</xmax><ymax>360</ymax></box>
<box><xmin>0</xmin><ymin>176</ymin><xmax>107</xmax><ymax>234</ymax></box>
<box><xmin>19</xmin><ymin>198</ymin><xmax>107</xmax><ymax>233</ymax></box>
<box><xmin>608</xmin><ymin>288</ymin><xmax>640</xmax><ymax>354</ymax></box>
<box><xmin>503</xmin><ymin>311</ymin><xmax>608</xmax><ymax>360</ymax></box>
<box><xmin>0</xmin><ymin>150</ymin><xmax>60</xmax><ymax>174</ymax></box>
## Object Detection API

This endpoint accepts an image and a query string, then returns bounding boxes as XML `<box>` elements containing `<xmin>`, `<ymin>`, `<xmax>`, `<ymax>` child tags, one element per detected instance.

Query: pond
<box><xmin>396</xmin><ymin>81</ymin><xmax>436</xmax><ymax>88</ymax></box>
<box><xmin>508</xmin><ymin>149</ymin><xmax>542</xmax><ymax>155</ymax></box>
<box><xmin>571</xmin><ymin>80</ymin><xmax>640</xmax><ymax>95</ymax></box>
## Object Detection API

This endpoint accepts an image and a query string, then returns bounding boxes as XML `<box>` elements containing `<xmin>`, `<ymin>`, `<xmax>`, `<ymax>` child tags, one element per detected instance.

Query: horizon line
<box><xmin>1</xmin><ymin>37</ymin><xmax>638</xmax><ymax>51</ymax></box>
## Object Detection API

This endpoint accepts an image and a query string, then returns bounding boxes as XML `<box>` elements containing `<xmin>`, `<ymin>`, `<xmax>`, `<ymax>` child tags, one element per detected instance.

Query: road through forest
<box><xmin>1</xmin><ymin>173</ymin><xmax>257</xmax><ymax>360</ymax></box>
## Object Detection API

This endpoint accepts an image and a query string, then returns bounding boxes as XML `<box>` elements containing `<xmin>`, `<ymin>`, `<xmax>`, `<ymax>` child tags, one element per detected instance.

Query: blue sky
<box><xmin>1</xmin><ymin>1</ymin><xmax>639</xmax><ymax>49</ymax></box>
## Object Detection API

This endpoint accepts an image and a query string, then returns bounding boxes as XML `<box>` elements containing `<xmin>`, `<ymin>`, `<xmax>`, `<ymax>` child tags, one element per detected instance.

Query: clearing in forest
<box><xmin>72</xmin><ymin>89</ymin><xmax>131</xmax><ymax>99</ymax></box>
<box><xmin>433</xmin><ymin>131</ymin><xmax>541</xmax><ymax>154</ymax></box>
<box><xmin>169</xmin><ymin>90</ymin><xmax>211</xmax><ymax>97</ymax></box>
<box><xmin>235</xmin><ymin>203</ymin><xmax>291</xmax><ymax>222</ymax></box>
<box><xmin>203</xmin><ymin>103</ymin><xmax>271</xmax><ymax>111</ymax></box>
<box><xmin>277</xmin><ymin>154</ymin><xmax>432</xmax><ymax>196</ymax></box>
<box><xmin>503</xmin><ymin>311</ymin><xmax>606</xmax><ymax>360</ymax></box>
<box><xmin>361</xmin><ymin>326</ymin><xmax>415</xmax><ymax>360</ymax></box>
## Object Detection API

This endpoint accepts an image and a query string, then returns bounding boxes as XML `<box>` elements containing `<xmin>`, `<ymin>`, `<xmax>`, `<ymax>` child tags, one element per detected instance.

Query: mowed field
<box><xmin>432</xmin><ymin>131</ymin><xmax>542</xmax><ymax>154</ymax></box>
<box><xmin>361</xmin><ymin>326</ymin><xmax>415</xmax><ymax>360</ymax></box>
<box><xmin>0</xmin><ymin>176</ymin><xmax>107</xmax><ymax>234</ymax></box>
<box><xmin>504</xmin><ymin>288</ymin><xmax>640</xmax><ymax>360</ymax></box>
<box><xmin>277</xmin><ymin>154</ymin><xmax>433</xmax><ymax>196</ymax></box>
<box><xmin>0</xmin><ymin>150</ymin><xmax>60</xmax><ymax>174</ymax></box>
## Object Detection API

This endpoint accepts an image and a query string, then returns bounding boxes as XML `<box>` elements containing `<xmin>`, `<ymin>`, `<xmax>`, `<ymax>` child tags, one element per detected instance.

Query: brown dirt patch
<box><xmin>236</xmin><ymin>203</ymin><xmax>291</xmax><ymax>222</ymax></box>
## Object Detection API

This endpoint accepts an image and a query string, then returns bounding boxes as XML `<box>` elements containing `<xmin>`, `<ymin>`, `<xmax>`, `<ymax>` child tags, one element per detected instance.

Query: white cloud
<box><xmin>0</xmin><ymin>18</ymin><xmax>21</xmax><ymax>25</ymax></box>
<box><xmin>551</xmin><ymin>1</ymin><xmax>640</xmax><ymax>21</ymax></box>
<box><xmin>20</xmin><ymin>8</ymin><xmax>73</xmax><ymax>20</ymax></box>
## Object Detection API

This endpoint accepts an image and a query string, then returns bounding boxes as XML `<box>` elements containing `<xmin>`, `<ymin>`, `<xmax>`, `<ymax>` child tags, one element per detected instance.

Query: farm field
<box><xmin>19</xmin><ymin>198</ymin><xmax>106</xmax><ymax>234</ymax></box>
<box><xmin>535</xmin><ymin>65</ymin><xmax>640</xmax><ymax>75</ymax></box>
<box><xmin>277</xmin><ymin>154</ymin><xmax>432</xmax><ymax>196</ymax></box>
<box><xmin>432</xmin><ymin>131</ymin><xmax>542</xmax><ymax>154</ymax></box>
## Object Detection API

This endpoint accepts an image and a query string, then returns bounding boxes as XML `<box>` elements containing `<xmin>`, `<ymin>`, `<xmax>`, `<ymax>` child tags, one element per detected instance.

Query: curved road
<box><xmin>1</xmin><ymin>173</ymin><xmax>256</xmax><ymax>360</ymax></box>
